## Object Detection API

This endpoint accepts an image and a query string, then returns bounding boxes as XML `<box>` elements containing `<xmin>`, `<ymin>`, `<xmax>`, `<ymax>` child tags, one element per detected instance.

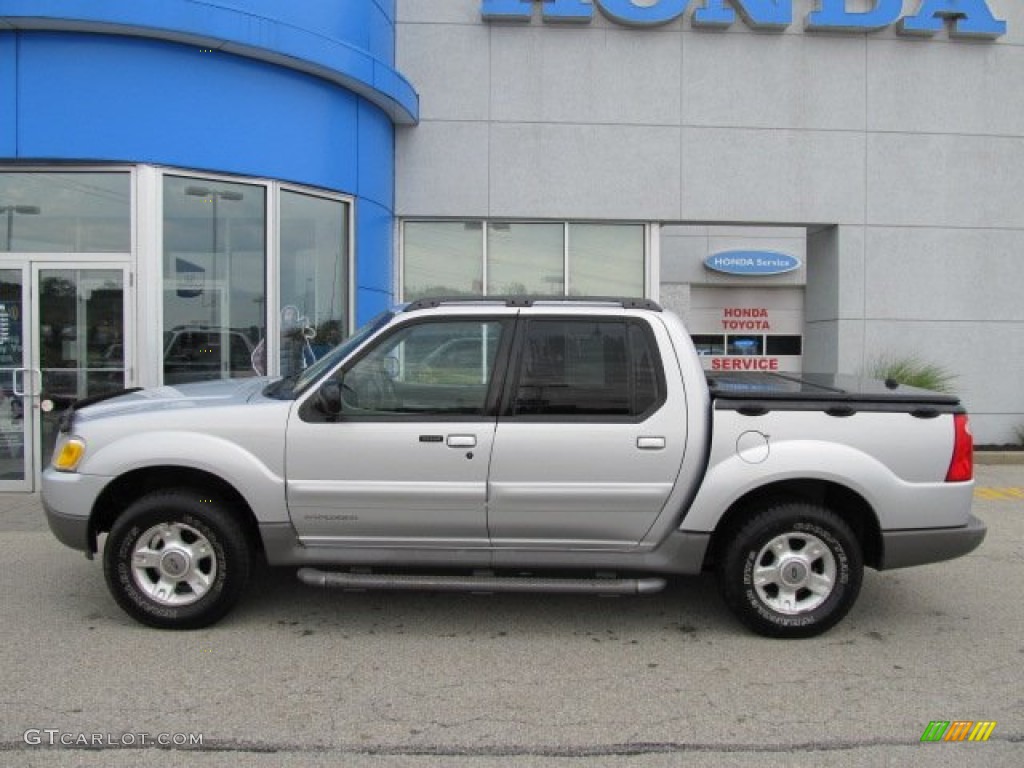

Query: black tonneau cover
<box><xmin>708</xmin><ymin>372</ymin><xmax>961</xmax><ymax>413</ymax></box>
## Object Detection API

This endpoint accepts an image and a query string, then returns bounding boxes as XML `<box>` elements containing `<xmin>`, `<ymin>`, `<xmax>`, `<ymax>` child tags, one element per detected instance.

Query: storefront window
<box><xmin>569</xmin><ymin>223</ymin><xmax>644</xmax><ymax>296</ymax></box>
<box><xmin>766</xmin><ymin>336</ymin><xmax>802</xmax><ymax>356</ymax></box>
<box><xmin>279</xmin><ymin>190</ymin><xmax>349</xmax><ymax>377</ymax></box>
<box><xmin>691</xmin><ymin>335</ymin><xmax>725</xmax><ymax>356</ymax></box>
<box><xmin>162</xmin><ymin>175</ymin><xmax>266</xmax><ymax>384</ymax></box>
<box><xmin>0</xmin><ymin>172</ymin><xmax>130</xmax><ymax>252</ymax></box>
<box><xmin>402</xmin><ymin>220</ymin><xmax>647</xmax><ymax>300</ymax></box>
<box><xmin>727</xmin><ymin>335</ymin><xmax>763</xmax><ymax>356</ymax></box>
<box><xmin>404</xmin><ymin>222</ymin><xmax>483</xmax><ymax>300</ymax></box>
<box><xmin>487</xmin><ymin>222</ymin><xmax>563</xmax><ymax>295</ymax></box>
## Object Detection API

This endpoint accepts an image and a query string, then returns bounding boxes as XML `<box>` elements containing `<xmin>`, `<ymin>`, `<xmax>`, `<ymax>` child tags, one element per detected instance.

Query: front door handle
<box><xmin>447</xmin><ymin>435</ymin><xmax>476</xmax><ymax>448</ymax></box>
<box><xmin>637</xmin><ymin>436</ymin><xmax>666</xmax><ymax>450</ymax></box>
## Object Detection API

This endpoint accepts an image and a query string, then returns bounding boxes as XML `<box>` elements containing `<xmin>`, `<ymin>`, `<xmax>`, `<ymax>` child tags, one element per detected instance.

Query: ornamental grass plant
<box><xmin>866</xmin><ymin>354</ymin><xmax>958</xmax><ymax>394</ymax></box>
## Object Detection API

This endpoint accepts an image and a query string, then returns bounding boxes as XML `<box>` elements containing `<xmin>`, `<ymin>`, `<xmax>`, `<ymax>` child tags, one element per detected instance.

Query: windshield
<box><xmin>266</xmin><ymin>311</ymin><xmax>393</xmax><ymax>398</ymax></box>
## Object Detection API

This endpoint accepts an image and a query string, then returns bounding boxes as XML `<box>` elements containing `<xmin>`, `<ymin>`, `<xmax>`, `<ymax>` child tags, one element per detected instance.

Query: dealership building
<box><xmin>0</xmin><ymin>0</ymin><xmax>1021</xmax><ymax>488</ymax></box>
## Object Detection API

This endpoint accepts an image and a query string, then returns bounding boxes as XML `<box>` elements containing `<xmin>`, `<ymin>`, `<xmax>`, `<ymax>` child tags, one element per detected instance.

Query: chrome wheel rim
<box><xmin>131</xmin><ymin>522</ymin><xmax>217</xmax><ymax>607</ymax></box>
<box><xmin>752</xmin><ymin>531</ymin><xmax>836</xmax><ymax>615</ymax></box>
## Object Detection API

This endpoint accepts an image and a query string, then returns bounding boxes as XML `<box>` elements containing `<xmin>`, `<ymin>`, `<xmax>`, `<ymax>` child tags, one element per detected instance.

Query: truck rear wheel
<box><xmin>718</xmin><ymin>502</ymin><xmax>862</xmax><ymax>638</ymax></box>
<box><xmin>103</xmin><ymin>491</ymin><xmax>251</xmax><ymax>629</ymax></box>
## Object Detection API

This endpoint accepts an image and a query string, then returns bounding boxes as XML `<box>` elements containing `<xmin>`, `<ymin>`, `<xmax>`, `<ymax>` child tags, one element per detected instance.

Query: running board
<box><xmin>297</xmin><ymin>568</ymin><xmax>666</xmax><ymax>596</ymax></box>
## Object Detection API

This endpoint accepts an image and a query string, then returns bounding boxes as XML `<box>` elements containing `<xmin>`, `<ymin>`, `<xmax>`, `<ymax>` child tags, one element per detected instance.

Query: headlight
<box><xmin>52</xmin><ymin>436</ymin><xmax>86</xmax><ymax>472</ymax></box>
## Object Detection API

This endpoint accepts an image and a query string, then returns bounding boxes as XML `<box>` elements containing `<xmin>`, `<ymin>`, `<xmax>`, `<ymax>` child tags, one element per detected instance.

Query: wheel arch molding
<box><xmin>704</xmin><ymin>478</ymin><xmax>882</xmax><ymax>572</ymax></box>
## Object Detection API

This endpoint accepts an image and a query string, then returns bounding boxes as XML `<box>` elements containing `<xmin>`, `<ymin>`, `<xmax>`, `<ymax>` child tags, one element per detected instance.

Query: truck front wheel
<box><xmin>718</xmin><ymin>502</ymin><xmax>863</xmax><ymax>638</ymax></box>
<box><xmin>103</xmin><ymin>491</ymin><xmax>251</xmax><ymax>629</ymax></box>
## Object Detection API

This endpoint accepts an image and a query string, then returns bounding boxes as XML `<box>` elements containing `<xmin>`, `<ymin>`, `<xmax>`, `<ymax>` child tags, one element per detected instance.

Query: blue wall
<box><xmin>0</xmin><ymin>0</ymin><xmax>418</xmax><ymax>322</ymax></box>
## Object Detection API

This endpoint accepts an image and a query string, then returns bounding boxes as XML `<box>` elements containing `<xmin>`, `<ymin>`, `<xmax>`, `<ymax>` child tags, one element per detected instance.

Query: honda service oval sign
<box><xmin>704</xmin><ymin>251</ymin><xmax>802</xmax><ymax>277</ymax></box>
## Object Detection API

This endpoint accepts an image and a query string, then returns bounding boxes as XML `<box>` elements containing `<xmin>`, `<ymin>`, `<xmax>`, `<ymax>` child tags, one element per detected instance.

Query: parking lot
<box><xmin>0</xmin><ymin>463</ymin><xmax>1021</xmax><ymax>767</ymax></box>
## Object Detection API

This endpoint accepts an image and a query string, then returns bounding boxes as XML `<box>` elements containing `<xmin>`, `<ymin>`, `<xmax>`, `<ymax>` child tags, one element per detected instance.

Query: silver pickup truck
<box><xmin>42</xmin><ymin>297</ymin><xmax>984</xmax><ymax>638</ymax></box>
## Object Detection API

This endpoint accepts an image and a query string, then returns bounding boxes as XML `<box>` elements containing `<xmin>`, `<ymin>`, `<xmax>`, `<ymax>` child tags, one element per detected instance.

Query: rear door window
<box><xmin>510</xmin><ymin>318</ymin><xmax>665</xmax><ymax>420</ymax></box>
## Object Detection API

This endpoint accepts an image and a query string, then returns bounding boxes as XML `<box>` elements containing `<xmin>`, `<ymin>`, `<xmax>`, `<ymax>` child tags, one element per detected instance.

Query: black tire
<box><xmin>103</xmin><ymin>491</ymin><xmax>251</xmax><ymax>629</ymax></box>
<box><xmin>717</xmin><ymin>502</ymin><xmax>863</xmax><ymax>639</ymax></box>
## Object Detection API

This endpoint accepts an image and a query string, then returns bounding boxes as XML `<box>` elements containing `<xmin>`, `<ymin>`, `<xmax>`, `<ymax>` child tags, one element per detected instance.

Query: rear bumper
<box><xmin>878</xmin><ymin>514</ymin><xmax>987</xmax><ymax>570</ymax></box>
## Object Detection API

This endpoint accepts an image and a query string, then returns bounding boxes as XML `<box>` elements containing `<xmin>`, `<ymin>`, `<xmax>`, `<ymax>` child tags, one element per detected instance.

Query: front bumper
<box><xmin>878</xmin><ymin>514</ymin><xmax>987</xmax><ymax>570</ymax></box>
<box><xmin>40</xmin><ymin>469</ymin><xmax>111</xmax><ymax>553</ymax></box>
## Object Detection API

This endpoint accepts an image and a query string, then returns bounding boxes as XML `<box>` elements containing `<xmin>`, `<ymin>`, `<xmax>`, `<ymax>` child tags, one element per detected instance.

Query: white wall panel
<box><xmin>396</xmin><ymin>121</ymin><xmax>490</xmax><ymax>217</ymax></box>
<box><xmin>490</xmin><ymin>25</ymin><xmax>682</xmax><ymax>126</ymax></box>
<box><xmin>489</xmin><ymin>123</ymin><xmax>681</xmax><ymax>220</ymax></box>
<box><xmin>682</xmin><ymin>31</ymin><xmax>866</xmax><ymax>131</ymax></box>
<box><xmin>867</xmin><ymin>40</ymin><xmax>1024</xmax><ymax>136</ymax></box>
<box><xmin>867</xmin><ymin>133</ymin><xmax>1024</xmax><ymax>228</ymax></box>
<box><xmin>397</xmin><ymin>22</ymin><xmax>491</xmax><ymax>121</ymax></box>
<box><xmin>865</xmin><ymin>227</ymin><xmax>1024</xmax><ymax>322</ymax></box>
<box><xmin>681</xmin><ymin>128</ymin><xmax>866</xmax><ymax>224</ymax></box>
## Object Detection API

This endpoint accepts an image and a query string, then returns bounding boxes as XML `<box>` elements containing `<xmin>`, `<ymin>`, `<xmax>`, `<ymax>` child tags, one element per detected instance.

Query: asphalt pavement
<box><xmin>0</xmin><ymin>463</ymin><xmax>1021</xmax><ymax>767</ymax></box>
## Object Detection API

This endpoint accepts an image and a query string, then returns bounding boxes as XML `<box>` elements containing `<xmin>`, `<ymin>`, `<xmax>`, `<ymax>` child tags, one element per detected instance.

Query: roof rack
<box><xmin>402</xmin><ymin>296</ymin><xmax>662</xmax><ymax>312</ymax></box>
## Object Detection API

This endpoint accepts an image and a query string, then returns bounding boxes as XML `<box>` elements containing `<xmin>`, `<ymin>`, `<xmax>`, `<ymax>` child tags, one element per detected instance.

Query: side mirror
<box><xmin>316</xmin><ymin>380</ymin><xmax>343</xmax><ymax>417</ymax></box>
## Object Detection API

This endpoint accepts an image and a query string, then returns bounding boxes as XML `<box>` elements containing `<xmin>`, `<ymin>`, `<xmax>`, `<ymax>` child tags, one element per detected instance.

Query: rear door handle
<box><xmin>637</xmin><ymin>437</ymin><xmax>666</xmax><ymax>450</ymax></box>
<box><xmin>447</xmin><ymin>435</ymin><xmax>477</xmax><ymax>448</ymax></box>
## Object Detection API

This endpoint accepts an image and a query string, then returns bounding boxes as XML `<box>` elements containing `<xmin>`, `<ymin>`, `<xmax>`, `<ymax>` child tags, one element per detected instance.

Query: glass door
<box><xmin>34</xmin><ymin>265</ymin><xmax>129</xmax><ymax>475</ymax></box>
<box><xmin>0</xmin><ymin>264</ymin><xmax>31</xmax><ymax>490</ymax></box>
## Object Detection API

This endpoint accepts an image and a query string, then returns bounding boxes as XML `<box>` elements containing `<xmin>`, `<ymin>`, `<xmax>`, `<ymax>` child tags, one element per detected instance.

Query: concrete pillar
<box><xmin>804</xmin><ymin>224</ymin><xmax>866</xmax><ymax>374</ymax></box>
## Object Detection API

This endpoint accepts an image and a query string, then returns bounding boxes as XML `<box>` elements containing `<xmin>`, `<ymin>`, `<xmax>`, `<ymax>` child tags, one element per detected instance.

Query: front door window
<box><xmin>338</xmin><ymin>320</ymin><xmax>506</xmax><ymax>417</ymax></box>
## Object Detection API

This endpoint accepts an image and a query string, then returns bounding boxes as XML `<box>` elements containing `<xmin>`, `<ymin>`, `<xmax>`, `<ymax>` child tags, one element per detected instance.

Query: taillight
<box><xmin>946</xmin><ymin>413</ymin><xmax>973</xmax><ymax>483</ymax></box>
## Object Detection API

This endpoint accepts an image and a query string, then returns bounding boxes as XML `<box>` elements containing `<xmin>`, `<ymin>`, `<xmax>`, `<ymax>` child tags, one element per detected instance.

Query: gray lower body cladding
<box><xmin>260</xmin><ymin>525</ymin><xmax>712</xmax><ymax>575</ymax></box>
